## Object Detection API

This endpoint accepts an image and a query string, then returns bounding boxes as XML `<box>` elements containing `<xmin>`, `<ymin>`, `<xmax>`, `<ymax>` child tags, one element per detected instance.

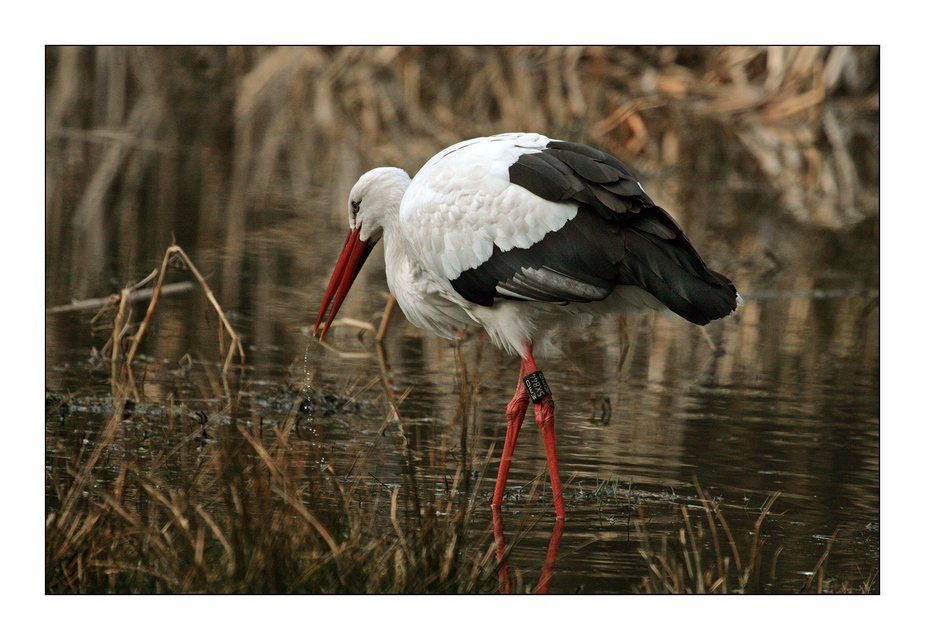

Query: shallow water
<box><xmin>318</xmin><ymin>287</ymin><xmax>879</xmax><ymax>593</ymax></box>
<box><xmin>45</xmin><ymin>230</ymin><xmax>879</xmax><ymax>593</ymax></box>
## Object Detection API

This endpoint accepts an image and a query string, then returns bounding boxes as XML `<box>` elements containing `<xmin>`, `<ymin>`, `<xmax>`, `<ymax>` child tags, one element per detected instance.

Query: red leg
<box><xmin>536</xmin><ymin>395</ymin><xmax>565</xmax><ymax>520</ymax></box>
<box><xmin>492</xmin><ymin>361</ymin><xmax>529</xmax><ymax>509</ymax></box>
<box><xmin>493</xmin><ymin>343</ymin><xmax>566</xmax><ymax>520</ymax></box>
<box><xmin>521</xmin><ymin>345</ymin><xmax>566</xmax><ymax>520</ymax></box>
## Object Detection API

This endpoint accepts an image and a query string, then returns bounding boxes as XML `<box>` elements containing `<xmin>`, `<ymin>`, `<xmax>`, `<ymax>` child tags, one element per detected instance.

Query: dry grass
<box><xmin>45</xmin><ymin>380</ymin><xmax>502</xmax><ymax>594</ymax></box>
<box><xmin>45</xmin><ymin>372</ymin><xmax>878</xmax><ymax>594</ymax></box>
<box><xmin>635</xmin><ymin>484</ymin><xmax>878</xmax><ymax>594</ymax></box>
<box><xmin>636</xmin><ymin>485</ymin><xmax>782</xmax><ymax>594</ymax></box>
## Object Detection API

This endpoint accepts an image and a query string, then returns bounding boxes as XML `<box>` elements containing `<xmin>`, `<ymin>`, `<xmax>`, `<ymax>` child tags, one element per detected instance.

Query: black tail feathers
<box><xmin>621</xmin><ymin>229</ymin><xmax>738</xmax><ymax>326</ymax></box>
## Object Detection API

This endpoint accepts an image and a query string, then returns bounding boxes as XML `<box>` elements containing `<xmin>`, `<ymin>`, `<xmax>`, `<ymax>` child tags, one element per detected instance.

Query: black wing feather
<box><xmin>450</xmin><ymin>138</ymin><xmax>737</xmax><ymax>325</ymax></box>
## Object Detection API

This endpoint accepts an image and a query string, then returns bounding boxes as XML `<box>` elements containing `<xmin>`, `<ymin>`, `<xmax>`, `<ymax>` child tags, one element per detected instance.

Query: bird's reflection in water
<box><xmin>492</xmin><ymin>506</ymin><xmax>565</xmax><ymax>594</ymax></box>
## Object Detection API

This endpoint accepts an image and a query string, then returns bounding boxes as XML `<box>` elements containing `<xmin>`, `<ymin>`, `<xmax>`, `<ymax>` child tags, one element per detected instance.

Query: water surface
<box><xmin>45</xmin><ymin>216</ymin><xmax>879</xmax><ymax>593</ymax></box>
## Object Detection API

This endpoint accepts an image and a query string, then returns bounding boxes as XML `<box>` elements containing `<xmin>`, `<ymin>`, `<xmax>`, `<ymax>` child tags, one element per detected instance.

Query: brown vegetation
<box><xmin>45</xmin><ymin>379</ymin><xmax>501</xmax><ymax>594</ymax></box>
<box><xmin>46</xmin><ymin>46</ymin><xmax>878</xmax><ymax>304</ymax></box>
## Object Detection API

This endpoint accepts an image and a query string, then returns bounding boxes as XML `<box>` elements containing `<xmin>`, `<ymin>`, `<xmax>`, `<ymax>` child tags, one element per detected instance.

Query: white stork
<box><xmin>314</xmin><ymin>132</ymin><xmax>739</xmax><ymax>521</ymax></box>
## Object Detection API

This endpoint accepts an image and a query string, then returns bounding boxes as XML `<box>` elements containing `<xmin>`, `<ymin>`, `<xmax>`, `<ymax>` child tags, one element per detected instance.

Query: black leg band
<box><xmin>523</xmin><ymin>370</ymin><xmax>551</xmax><ymax>403</ymax></box>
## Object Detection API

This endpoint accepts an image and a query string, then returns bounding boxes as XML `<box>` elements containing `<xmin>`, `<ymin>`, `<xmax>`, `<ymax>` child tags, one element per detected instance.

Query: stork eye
<box><xmin>350</xmin><ymin>200</ymin><xmax>360</xmax><ymax>215</ymax></box>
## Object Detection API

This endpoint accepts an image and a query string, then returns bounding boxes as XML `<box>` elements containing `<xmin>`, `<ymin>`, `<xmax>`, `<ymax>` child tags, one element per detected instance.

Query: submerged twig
<box><xmin>46</xmin><ymin>282</ymin><xmax>195</xmax><ymax>315</ymax></box>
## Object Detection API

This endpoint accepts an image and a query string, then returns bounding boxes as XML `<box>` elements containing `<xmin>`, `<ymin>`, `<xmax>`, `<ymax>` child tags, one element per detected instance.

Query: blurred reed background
<box><xmin>46</xmin><ymin>45</ymin><xmax>878</xmax><ymax>307</ymax></box>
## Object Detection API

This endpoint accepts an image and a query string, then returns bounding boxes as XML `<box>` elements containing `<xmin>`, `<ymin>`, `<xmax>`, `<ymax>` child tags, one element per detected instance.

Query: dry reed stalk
<box><xmin>695</xmin><ymin>482</ymin><xmax>728</xmax><ymax>590</ymax></box>
<box><xmin>800</xmin><ymin>527</ymin><xmax>840</xmax><ymax>594</ymax></box>
<box><xmin>636</xmin><ymin>486</ymin><xmax>784</xmax><ymax>594</ymax></box>
<box><xmin>110</xmin><ymin>285</ymin><xmax>131</xmax><ymax>397</ymax></box>
<box><xmin>272</xmin><ymin>484</ymin><xmax>341</xmax><ymax>555</ymax></box>
<box><xmin>123</xmin><ymin>244</ymin><xmax>244</xmax><ymax>375</ymax></box>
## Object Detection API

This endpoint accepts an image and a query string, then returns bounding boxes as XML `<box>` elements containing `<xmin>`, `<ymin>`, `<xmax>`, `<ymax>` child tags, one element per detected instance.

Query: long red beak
<box><xmin>314</xmin><ymin>227</ymin><xmax>375</xmax><ymax>340</ymax></box>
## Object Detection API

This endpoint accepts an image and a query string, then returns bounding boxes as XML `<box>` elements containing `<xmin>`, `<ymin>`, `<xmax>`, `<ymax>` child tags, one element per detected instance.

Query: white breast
<box><xmin>400</xmin><ymin>133</ymin><xmax>579</xmax><ymax>281</ymax></box>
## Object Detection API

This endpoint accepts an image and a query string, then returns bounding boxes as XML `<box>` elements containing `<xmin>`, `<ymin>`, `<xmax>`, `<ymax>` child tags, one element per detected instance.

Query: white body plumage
<box><xmin>317</xmin><ymin>132</ymin><xmax>738</xmax><ymax>359</ymax></box>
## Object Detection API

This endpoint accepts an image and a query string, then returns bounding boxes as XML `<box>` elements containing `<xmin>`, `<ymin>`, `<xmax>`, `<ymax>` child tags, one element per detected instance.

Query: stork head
<box><xmin>347</xmin><ymin>167</ymin><xmax>411</xmax><ymax>243</ymax></box>
<box><xmin>314</xmin><ymin>167</ymin><xmax>411</xmax><ymax>339</ymax></box>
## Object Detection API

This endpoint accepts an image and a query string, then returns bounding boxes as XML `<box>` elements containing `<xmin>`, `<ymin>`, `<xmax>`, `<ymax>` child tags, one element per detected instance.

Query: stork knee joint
<box><xmin>523</xmin><ymin>370</ymin><xmax>551</xmax><ymax>403</ymax></box>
